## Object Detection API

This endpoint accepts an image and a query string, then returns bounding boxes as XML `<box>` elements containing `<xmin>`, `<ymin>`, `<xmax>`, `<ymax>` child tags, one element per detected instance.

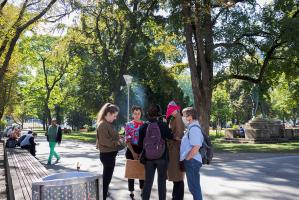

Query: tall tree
<box><xmin>176</xmin><ymin>0</ymin><xmax>299</xmax><ymax>133</ymax></box>
<box><xmin>73</xmin><ymin>0</ymin><xmax>160</xmax><ymax>103</ymax></box>
<box><xmin>0</xmin><ymin>0</ymin><xmax>59</xmax><ymax>82</ymax></box>
<box><xmin>20</xmin><ymin>35</ymin><xmax>70</xmax><ymax>125</ymax></box>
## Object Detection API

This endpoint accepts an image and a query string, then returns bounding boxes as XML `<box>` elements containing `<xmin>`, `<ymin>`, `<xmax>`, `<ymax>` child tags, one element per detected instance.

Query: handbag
<box><xmin>6</xmin><ymin>139</ymin><xmax>17</xmax><ymax>148</ymax></box>
<box><xmin>125</xmin><ymin>159</ymin><xmax>145</xmax><ymax>180</ymax></box>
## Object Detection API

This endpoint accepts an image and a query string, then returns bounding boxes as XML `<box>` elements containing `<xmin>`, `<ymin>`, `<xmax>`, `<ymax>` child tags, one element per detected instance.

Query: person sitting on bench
<box><xmin>18</xmin><ymin>130</ymin><xmax>36</xmax><ymax>156</ymax></box>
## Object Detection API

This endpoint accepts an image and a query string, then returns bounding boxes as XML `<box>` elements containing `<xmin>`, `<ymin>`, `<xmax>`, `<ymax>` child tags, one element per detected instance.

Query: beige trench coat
<box><xmin>167</xmin><ymin>112</ymin><xmax>185</xmax><ymax>182</ymax></box>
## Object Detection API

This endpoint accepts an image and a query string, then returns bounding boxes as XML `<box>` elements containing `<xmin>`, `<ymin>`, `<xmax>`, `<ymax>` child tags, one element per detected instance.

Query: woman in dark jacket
<box><xmin>138</xmin><ymin>104</ymin><xmax>174</xmax><ymax>200</ymax></box>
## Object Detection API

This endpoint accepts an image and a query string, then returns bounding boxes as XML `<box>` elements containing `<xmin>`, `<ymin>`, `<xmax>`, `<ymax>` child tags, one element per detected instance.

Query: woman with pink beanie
<box><xmin>166</xmin><ymin>100</ymin><xmax>185</xmax><ymax>200</ymax></box>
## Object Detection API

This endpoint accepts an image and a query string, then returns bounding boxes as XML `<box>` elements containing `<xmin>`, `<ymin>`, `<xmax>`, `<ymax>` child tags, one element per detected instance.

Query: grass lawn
<box><xmin>213</xmin><ymin>141</ymin><xmax>299</xmax><ymax>153</ymax></box>
<box><xmin>47</xmin><ymin>129</ymin><xmax>299</xmax><ymax>154</ymax></box>
<box><xmin>62</xmin><ymin>131</ymin><xmax>97</xmax><ymax>143</ymax></box>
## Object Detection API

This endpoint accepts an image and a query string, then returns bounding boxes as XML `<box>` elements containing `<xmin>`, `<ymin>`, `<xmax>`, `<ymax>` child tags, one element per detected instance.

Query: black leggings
<box><xmin>100</xmin><ymin>151</ymin><xmax>118</xmax><ymax>200</ymax></box>
<box><xmin>172</xmin><ymin>181</ymin><xmax>184</xmax><ymax>200</ymax></box>
<box><xmin>125</xmin><ymin>145</ymin><xmax>144</xmax><ymax>191</ymax></box>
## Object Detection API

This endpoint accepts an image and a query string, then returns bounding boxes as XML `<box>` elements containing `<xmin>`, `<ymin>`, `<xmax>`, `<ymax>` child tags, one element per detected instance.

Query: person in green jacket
<box><xmin>46</xmin><ymin>118</ymin><xmax>62</xmax><ymax>165</ymax></box>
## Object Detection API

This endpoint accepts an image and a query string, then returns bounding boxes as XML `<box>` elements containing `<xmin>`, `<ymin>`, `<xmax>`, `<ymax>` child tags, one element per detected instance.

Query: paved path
<box><xmin>34</xmin><ymin>136</ymin><xmax>299</xmax><ymax>200</ymax></box>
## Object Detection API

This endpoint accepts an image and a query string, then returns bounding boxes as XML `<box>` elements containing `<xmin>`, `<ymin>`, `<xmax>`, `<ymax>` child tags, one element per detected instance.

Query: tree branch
<box><xmin>292</xmin><ymin>8</ymin><xmax>299</xmax><ymax>18</ymax></box>
<box><xmin>225</xmin><ymin>40</ymin><xmax>286</xmax><ymax>84</ymax></box>
<box><xmin>41</xmin><ymin>57</ymin><xmax>50</xmax><ymax>91</ymax></box>
<box><xmin>19</xmin><ymin>0</ymin><xmax>58</xmax><ymax>31</ymax></box>
<box><xmin>214</xmin><ymin>31</ymin><xmax>271</xmax><ymax>49</ymax></box>
<box><xmin>212</xmin><ymin>7</ymin><xmax>226</xmax><ymax>25</ymax></box>
<box><xmin>211</xmin><ymin>0</ymin><xmax>247</xmax><ymax>8</ymax></box>
<box><xmin>14</xmin><ymin>0</ymin><xmax>29</xmax><ymax>27</ymax></box>
<box><xmin>50</xmin><ymin>61</ymin><xmax>68</xmax><ymax>91</ymax></box>
<box><xmin>228</xmin><ymin>74</ymin><xmax>259</xmax><ymax>83</ymax></box>
<box><xmin>0</xmin><ymin>0</ymin><xmax>58</xmax><ymax>83</ymax></box>
<box><xmin>257</xmin><ymin>40</ymin><xmax>286</xmax><ymax>81</ymax></box>
<box><xmin>0</xmin><ymin>0</ymin><xmax>7</xmax><ymax>13</ymax></box>
<box><xmin>45</xmin><ymin>10</ymin><xmax>74</xmax><ymax>23</ymax></box>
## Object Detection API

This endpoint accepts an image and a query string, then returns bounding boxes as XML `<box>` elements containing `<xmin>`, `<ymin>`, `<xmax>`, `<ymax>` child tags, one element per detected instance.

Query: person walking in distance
<box><xmin>96</xmin><ymin>103</ymin><xmax>120</xmax><ymax>200</ymax></box>
<box><xmin>166</xmin><ymin>100</ymin><xmax>185</xmax><ymax>200</ymax></box>
<box><xmin>46</xmin><ymin>118</ymin><xmax>62</xmax><ymax>165</ymax></box>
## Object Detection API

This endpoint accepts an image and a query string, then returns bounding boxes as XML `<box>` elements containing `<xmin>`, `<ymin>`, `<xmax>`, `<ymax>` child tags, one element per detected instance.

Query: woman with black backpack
<box><xmin>138</xmin><ymin>104</ymin><xmax>174</xmax><ymax>200</ymax></box>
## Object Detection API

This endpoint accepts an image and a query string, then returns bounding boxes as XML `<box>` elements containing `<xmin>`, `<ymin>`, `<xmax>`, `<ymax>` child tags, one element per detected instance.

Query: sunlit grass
<box><xmin>213</xmin><ymin>141</ymin><xmax>299</xmax><ymax>153</ymax></box>
<box><xmin>62</xmin><ymin>131</ymin><xmax>97</xmax><ymax>143</ymax></box>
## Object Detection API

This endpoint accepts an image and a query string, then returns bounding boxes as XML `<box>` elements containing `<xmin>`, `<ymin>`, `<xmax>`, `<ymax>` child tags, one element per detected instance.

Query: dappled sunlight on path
<box><xmin>34</xmin><ymin>136</ymin><xmax>299</xmax><ymax>200</ymax></box>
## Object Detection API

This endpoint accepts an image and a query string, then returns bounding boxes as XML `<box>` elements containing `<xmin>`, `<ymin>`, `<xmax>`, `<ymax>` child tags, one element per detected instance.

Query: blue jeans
<box><xmin>184</xmin><ymin>159</ymin><xmax>203</xmax><ymax>200</ymax></box>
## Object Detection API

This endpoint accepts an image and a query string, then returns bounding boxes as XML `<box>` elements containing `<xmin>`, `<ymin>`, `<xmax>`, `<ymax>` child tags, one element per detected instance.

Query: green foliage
<box><xmin>270</xmin><ymin>73</ymin><xmax>299</xmax><ymax>124</ymax></box>
<box><xmin>0</xmin><ymin>119</ymin><xmax>7</xmax><ymax>129</ymax></box>
<box><xmin>225</xmin><ymin>80</ymin><xmax>253</xmax><ymax>124</ymax></box>
<box><xmin>1</xmin><ymin>0</ymin><xmax>298</xmax><ymax>133</ymax></box>
<box><xmin>175</xmin><ymin>72</ymin><xmax>194</xmax><ymax>106</ymax></box>
<box><xmin>211</xmin><ymin>83</ymin><xmax>234</xmax><ymax>127</ymax></box>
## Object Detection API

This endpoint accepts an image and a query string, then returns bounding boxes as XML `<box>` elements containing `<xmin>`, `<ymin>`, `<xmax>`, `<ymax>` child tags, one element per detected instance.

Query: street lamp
<box><xmin>123</xmin><ymin>75</ymin><xmax>133</xmax><ymax>122</ymax></box>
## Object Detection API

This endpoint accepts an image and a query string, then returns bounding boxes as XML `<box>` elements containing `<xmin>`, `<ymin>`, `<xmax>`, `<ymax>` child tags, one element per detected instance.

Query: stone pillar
<box><xmin>244</xmin><ymin>118</ymin><xmax>271</xmax><ymax>140</ymax></box>
<box><xmin>284</xmin><ymin>128</ymin><xmax>293</xmax><ymax>139</ymax></box>
<box><xmin>268</xmin><ymin>120</ymin><xmax>283</xmax><ymax>138</ymax></box>
<box><xmin>225</xmin><ymin>129</ymin><xmax>237</xmax><ymax>138</ymax></box>
<box><xmin>293</xmin><ymin>128</ymin><xmax>299</xmax><ymax>139</ymax></box>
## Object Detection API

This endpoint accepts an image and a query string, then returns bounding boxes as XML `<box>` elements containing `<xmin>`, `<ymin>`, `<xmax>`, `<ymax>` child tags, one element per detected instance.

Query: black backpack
<box><xmin>188</xmin><ymin>125</ymin><xmax>213</xmax><ymax>165</ymax></box>
<box><xmin>6</xmin><ymin>138</ymin><xmax>17</xmax><ymax>148</ymax></box>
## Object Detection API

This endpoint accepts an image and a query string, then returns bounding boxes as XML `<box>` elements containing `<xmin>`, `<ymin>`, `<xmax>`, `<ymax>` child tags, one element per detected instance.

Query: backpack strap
<box><xmin>187</xmin><ymin>124</ymin><xmax>206</xmax><ymax>147</ymax></box>
<box><xmin>187</xmin><ymin>124</ymin><xmax>205</xmax><ymax>138</ymax></box>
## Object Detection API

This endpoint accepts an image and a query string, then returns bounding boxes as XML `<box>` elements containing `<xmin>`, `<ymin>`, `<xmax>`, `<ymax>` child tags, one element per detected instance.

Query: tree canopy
<box><xmin>0</xmin><ymin>0</ymin><xmax>298</xmax><ymax>129</ymax></box>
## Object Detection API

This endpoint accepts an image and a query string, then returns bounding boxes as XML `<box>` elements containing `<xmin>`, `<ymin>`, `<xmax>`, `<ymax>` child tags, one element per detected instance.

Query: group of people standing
<box><xmin>96</xmin><ymin>101</ymin><xmax>205</xmax><ymax>200</ymax></box>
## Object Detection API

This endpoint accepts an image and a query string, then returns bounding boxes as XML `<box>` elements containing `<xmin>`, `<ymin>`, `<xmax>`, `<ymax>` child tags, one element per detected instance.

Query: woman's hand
<box><xmin>132</xmin><ymin>152</ymin><xmax>139</xmax><ymax>160</ymax></box>
<box><xmin>186</xmin><ymin>145</ymin><xmax>200</xmax><ymax>160</ymax></box>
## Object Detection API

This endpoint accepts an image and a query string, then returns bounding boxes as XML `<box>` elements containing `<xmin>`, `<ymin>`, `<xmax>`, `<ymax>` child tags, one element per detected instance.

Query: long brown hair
<box><xmin>96</xmin><ymin>103</ymin><xmax>119</xmax><ymax>125</ymax></box>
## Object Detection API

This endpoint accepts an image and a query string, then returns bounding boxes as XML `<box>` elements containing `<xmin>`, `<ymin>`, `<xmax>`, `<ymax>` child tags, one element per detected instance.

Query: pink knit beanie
<box><xmin>166</xmin><ymin>100</ymin><xmax>181</xmax><ymax>120</ymax></box>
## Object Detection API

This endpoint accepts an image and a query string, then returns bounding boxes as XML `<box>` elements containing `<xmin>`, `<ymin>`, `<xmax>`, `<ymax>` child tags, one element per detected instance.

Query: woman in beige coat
<box><xmin>166</xmin><ymin>101</ymin><xmax>185</xmax><ymax>200</ymax></box>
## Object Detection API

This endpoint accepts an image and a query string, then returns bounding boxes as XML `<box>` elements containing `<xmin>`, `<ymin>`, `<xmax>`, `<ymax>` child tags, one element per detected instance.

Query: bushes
<box><xmin>0</xmin><ymin>120</ymin><xmax>7</xmax><ymax>130</ymax></box>
<box><xmin>83</xmin><ymin>124</ymin><xmax>96</xmax><ymax>132</ymax></box>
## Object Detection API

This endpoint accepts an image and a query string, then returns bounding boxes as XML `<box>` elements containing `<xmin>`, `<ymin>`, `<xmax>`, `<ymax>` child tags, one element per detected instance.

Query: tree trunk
<box><xmin>45</xmin><ymin>91</ymin><xmax>52</xmax><ymax>126</ymax></box>
<box><xmin>182</xmin><ymin>0</ymin><xmax>213</xmax><ymax>134</ymax></box>
<box><xmin>0</xmin><ymin>108</ymin><xmax>4</xmax><ymax>121</ymax></box>
<box><xmin>42</xmin><ymin>116</ymin><xmax>46</xmax><ymax>131</ymax></box>
<box><xmin>112</xmin><ymin>35</ymin><xmax>135</xmax><ymax>103</ymax></box>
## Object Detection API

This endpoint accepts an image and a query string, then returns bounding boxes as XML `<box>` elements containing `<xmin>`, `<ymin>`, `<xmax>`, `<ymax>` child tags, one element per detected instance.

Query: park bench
<box><xmin>0</xmin><ymin>131</ymin><xmax>3</xmax><ymax>141</ymax></box>
<box><xmin>5</xmin><ymin>146</ymin><xmax>50</xmax><ymax>200</ymax></box>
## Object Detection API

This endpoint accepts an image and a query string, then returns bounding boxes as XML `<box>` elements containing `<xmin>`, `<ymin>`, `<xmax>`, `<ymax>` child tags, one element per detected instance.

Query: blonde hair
<box><xmin>96</xmin><ymin>103</ymin><xmax>119</xmax><ymax>125</ymax></box>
